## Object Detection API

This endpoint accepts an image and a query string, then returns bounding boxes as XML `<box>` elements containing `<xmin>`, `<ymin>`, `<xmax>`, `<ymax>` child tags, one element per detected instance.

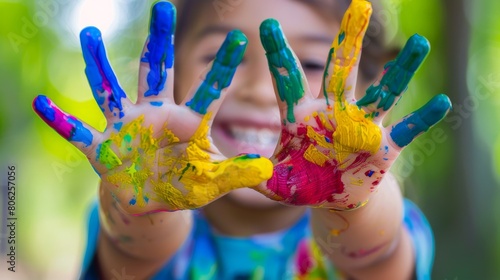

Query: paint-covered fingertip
<box><xmin>259</xmin><ymin>18</ymin><xmax>287</xmax><ymax>53</ymax></box>
<box><xmin>215</xmin><ymin>29</ymin><xmax>247</xmax><ymax>68</ymax></box>
<box><xmin>150</xmin><ymin>1</ymin><xmax>176</xmax><ymax>35</ymax></box>
<box><xmin>419</xmin><ymin>93</ymin><xmax>452</xmax><ymax>126</ymax></box>
<box><xmin>79</xmin><ymin>26</ymin><xmax>102</xmax><ymax>44</ymax></box>
<box><xmin>350</xmin><ymin>0</ymin><xmax>373</xmax><ymax>18</ymax></box>
<box><xmin>397</xmin><ymin>34</ymin><xmax>431</xmax><ymax>71</ymax></box>
<box><xmin>32</xmin><ymin>95</ymin><xmax>54</xmax><ymax>121</ymax></box>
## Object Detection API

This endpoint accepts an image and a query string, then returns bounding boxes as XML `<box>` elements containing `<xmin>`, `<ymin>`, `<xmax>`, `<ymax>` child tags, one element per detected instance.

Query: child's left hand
<box><xmin>255</xmin><ymin>0</ymin><xmax>451</xmax><ymax>210</ymax></box>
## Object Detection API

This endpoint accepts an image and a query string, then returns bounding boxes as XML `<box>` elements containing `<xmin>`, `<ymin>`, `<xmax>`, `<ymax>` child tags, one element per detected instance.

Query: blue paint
<box><xmin>244</xmin><ymin>154</ymin><xmax>260</xmax><ymax>159</ymax></box>
<box><xmin>67</xmin><ymin>117</ymin><xmax>93</xmax><ymax>147</ymax></box>
<box><xmin>325</xmin><ymin>136</ymin><xmax>331</xmax><ymax>143</ymax></box>
<box><xmin>80</xmin><ymin>27</ymin><xmax>126</xmax><ymax>117</ymax></box>
<box><xmin>384</xmin><ymin>145</ymin><xmax>389</xmax><ymax>154</ymax></box>
<box><xmin>150</xmin><ymin>101</ymin><xmax>163</xmax><ymax>107</ymax></box>
<box><xmin>142</xmin><ymin>1</ymin><xmax>176</xmax><ymax>97</ymax></box>
<box><xmin>366</xmin><ymin>170</ymin><xmax>374</xmax><ymax>177</ymax></box>
<box><xmin>338</xmin><ymin>31</ymin><xmax>346</xmax><ymax>45</ymax></box>
<box><xmin>390</xmin><ymin>94</ymin><xmax>451</xmax><ymax>148</ymax></box>
<box><xmin>144</xmin><ymin>196</ymin><xmax>149</xmax><ymax>203</ymax></box>
<box><xmin>95</xmin><ymin>143</ymin><xmax>102</xmax><ymax>161</ymax></box>
<box><xmin>186</xmin><ymin>30</ymin><xmax>247</xmax><ymax>114</ymax></box>
<box><xmin>33</xmin><ymin>95</ymin><xmax>93</xmax><ymax>147</ymax></box>
<box><xmin>113</xmin><ymin>122</ymin><xmax>123</xmax><ymax>131</ymax></box>
<box><xmin>357</xmin><ymin>34</ymin><xmax>430</xmax><ymax>111</ymax></box>
<box><xmin>129</xmin><ymin>198</ymin><xmax>137</xmax><ymax>206</ymax></box>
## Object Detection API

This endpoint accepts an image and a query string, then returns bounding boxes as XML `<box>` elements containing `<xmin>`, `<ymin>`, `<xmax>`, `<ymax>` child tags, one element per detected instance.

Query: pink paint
<box><xmin>295</xmin><ymin>240</ymin><xmax>313</xmax><ymax>276</ymax></box>
<box><xmin>267</xmin><ymin>115</ymin><xmax>372</xmax><ymax>206</ymax></box>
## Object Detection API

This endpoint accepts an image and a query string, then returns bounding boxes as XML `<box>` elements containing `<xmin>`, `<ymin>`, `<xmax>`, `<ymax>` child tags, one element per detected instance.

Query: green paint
<box><xmin>98</xmin><ymin>139</ymin><xmax>122</xmax><ymax>169</ymax></box>
<box><xmin>322</xmin><ymin>48</ymin><xmax>335</xmax><ymax>105</ymax></box>
<box><xmin>186</xmin><ymin>30</ymin><xmax>247</xmax><ymax>114</ymax></box>
<box><xmin>357</xmin><ymin>34</ymin><xmax>430</xmax><ymax>110</ymax></box>
<box><xmin>260</xmin><ymin>18</ymin><xmax>304</xmax><ymax>123</ymax></box>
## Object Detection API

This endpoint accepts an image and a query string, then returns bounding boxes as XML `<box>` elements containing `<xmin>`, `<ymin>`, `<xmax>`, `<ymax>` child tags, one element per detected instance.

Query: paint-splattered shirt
<box><xmin>81</xmin><ymin>199</ymin><xmax>433</xmax><ymax>279</ymax></box>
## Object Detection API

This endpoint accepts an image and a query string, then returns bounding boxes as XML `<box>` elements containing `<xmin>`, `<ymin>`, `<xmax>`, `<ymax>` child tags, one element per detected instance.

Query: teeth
<box><xmin>228</xmin><ymin>126</ymin><xmax>279</xmax><ymax>147</ymax></box>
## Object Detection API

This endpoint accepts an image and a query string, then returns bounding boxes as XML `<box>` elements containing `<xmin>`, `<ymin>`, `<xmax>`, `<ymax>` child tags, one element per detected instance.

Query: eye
<box><xmin>301</xmin><ymin>59</ymin><xmax>325</xmax><ymax>72</ymax></box>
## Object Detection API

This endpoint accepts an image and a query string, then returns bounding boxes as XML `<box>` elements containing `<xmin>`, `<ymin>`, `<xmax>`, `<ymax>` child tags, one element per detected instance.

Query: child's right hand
<box><xmin>32</xmin><ymin>2</ymin><xmax>272</xmax><ymax>215</ymax></box>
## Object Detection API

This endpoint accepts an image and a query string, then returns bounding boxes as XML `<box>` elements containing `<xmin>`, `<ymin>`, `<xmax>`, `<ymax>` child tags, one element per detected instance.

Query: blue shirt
<box><xmin>81</xmin><ymin>199</ymin><xmax>434</xmax><ymax>279</ymax></box>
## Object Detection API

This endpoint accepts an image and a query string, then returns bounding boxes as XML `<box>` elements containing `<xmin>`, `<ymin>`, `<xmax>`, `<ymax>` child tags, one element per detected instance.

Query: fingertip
<box><xmin>32</xmin><ymin>95</ymin><xmax>54</xmax><ymax>121</ymax></box>
<box><xmin>150</xmin><ymin>1</ymin><xmax>176</xmax><ymax>35</ymax></box>
<box><xmin>389</xmin><ymin>94</ymin><xmax>451</xmax><ymax>148</ymax></box>
<box><xmin>259</xmin><ymin>18</ymin><xmax>286</xmax><ymax>53</ymax></box>
<box><xmin>80</xmin><ymin>26</ymin><xmax>102</xmax><ymax>46</ymax></box>
<box><xmin>397</xmin><ymin>34</ymin><xmax>431</xmax><ymax>72</ymax></box>
<box><xmin>216</xmin><ymin>30</ymin><xmax>248</xmax><ymax>68</ymax></box>
<box><xmin>419</xmin><ymin>93</ymin><xmax>452</xmax><ymax>126</ymax></box>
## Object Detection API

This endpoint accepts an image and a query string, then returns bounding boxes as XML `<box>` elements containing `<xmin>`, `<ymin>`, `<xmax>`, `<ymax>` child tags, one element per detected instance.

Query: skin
<box><xmin>33</xmin><ymin>0</ymin><xmax>452</xmax><ymax>279</ymax></box>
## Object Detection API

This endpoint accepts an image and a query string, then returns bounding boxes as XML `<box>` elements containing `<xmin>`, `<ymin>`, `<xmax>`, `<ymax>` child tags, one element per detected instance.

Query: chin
<box><xmin>224</xmin><ymin>188</ymin><xmax>284</xmax><ymax>209</ymax></box>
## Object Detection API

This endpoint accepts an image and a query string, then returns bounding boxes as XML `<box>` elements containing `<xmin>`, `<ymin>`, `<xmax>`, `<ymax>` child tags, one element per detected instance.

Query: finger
<box><xmin>137</xmin><ymin>1</ymin><xmax>176</xmax><ymax>103</ymax></box>
<box><xmin>184</xmin><ymin>29</ymin><xmax>247</xmax><ymax>117</ymax></box>
<box><xmin>80</xmin><ymin>27</ymin><xmax>130</xmax><ymax>120</ymax></box>
<box><xmin>387</xmin><ymin>94</ymin><xmax>451</xmax><ymax>150</ymax></box>
<box><xmin>357</xmin><ymin>34</ymin><xmax>430</xmax><ymax>123</ymax></box>
<box><xmin>32</xmin><ymin>95</ymin><xmax>102</xmax><ymax>158</ymax></box>
<box><xmin>322</xmin><ymin>0</ymin><xmax>371</xmax><ymax>106</ymax></box>
<box><xmin>259</xmin><ymin>18</ymin><xmax>313</xmax><ymax>124</ymax></box>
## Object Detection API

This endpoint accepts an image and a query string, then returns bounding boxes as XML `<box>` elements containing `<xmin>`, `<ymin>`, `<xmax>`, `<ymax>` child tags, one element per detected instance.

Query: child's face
<box><xmin>176</xmin><ymin>0</ymin><xmax>344</xmax><ymax>158</ymax></box>
<box><xmin>174</xmin><ymin>0</ymin><xmax>359</xmax><ymax>206</ymax></box>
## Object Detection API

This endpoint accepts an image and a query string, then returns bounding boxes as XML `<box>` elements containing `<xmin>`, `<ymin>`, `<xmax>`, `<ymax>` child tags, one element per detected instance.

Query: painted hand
<box><xmin>256</xmin><ymin>0</ymin><xmax>451</xmax><ymax>209</ymax></box>
<box><xmin>32</xmin><ymin>2</ymin><xmax>272</xmax><ymax>215</ymax></box>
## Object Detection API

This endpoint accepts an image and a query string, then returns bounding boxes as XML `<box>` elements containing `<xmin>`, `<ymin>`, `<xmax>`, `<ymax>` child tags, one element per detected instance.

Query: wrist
<box><xmin>310</xmin><ymin>172</ymin><xmax>404</xmax><ymax>267</ymax></box>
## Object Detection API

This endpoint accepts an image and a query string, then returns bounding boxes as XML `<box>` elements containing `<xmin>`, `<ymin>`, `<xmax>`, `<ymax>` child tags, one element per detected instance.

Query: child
<box><xmin>33</xmin><ymin>0</ymin><xmax>452</xmax><ymax>279</ymax></box>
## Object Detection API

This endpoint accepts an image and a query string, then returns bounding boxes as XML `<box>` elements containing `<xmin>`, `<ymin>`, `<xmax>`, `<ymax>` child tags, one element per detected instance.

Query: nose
<box><xmin>229</xmin><ymin>50</ymin><xmax>278</xmax><ymax>108</ymax></box>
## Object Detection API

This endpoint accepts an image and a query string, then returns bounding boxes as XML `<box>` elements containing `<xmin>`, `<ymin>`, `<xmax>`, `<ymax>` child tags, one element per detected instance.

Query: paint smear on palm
<box><xmin>100</xmin><ymin>114</ymin><xmax>272</xmax><ymax>210</ymax></box>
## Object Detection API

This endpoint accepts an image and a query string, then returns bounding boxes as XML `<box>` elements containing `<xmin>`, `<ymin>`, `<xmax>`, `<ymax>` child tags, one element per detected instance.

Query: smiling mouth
<box><xmin>223</xmin><ymin>124</ymin><xmax>280</xmax><ymax>147</ymax></box>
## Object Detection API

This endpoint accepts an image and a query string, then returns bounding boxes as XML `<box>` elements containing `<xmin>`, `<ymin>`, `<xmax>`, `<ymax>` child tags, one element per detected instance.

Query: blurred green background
<box><xmin>0</xmin><ymin>0</ymin><xmax>498</xmax><ymax>279</ymax></box>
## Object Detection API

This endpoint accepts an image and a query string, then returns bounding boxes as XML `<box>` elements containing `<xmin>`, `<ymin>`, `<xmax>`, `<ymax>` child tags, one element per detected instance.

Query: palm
<box><xmin>33</xmin><ymin>2</ymin><xmax>272</xmax><ymax>215</ymax></box>
<box><xmin>257</xmin><ymin>1</ymin><xmax>451</xmax><ymax>210</ymax></box>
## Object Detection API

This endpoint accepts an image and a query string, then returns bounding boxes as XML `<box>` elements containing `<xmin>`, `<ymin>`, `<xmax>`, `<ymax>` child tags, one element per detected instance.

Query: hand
<box><xmin>256</xmin><ymin>0</ymin><xmax>451</xmax><ymax>210</ymax></box>
<box><xmin>32</xmin><ymin>1</ymin><xmax>272</xmax><ymax>215</ymax></box>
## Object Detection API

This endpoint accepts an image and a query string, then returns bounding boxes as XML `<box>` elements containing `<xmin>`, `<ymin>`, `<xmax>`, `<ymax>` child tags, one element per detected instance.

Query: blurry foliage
<box><xmin>0</xmin><ymin>0</ymin><xmax>498</xmax><ymax>279</ymax></box>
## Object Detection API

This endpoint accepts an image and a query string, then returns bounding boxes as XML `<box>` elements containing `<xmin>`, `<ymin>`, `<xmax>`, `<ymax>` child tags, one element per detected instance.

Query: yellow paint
<box><xmin>303</xmin><ymin>0</ymin><xmax>382</xmax><ymax>167</ymax></box>
<box><xmin>103</xmin><ymin>113</ymin><xmax>273</xmax><ymax>210</ymax></box>
<box><xmin>304</xmin><ymin>144</ymin><xmax>329</xmax><ymax>167</ymax></box>
<box><xmin>350</xmin><ymin>177</ymin><xmax>364</xmax><ymax>186</ymax></box>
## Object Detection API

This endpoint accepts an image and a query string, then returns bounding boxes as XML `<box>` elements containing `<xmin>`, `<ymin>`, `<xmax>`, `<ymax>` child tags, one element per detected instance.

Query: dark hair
<box><xmin>172</xmin><ymin>0</ymin><xmax>395</xmax><ymax>82</ymax></box>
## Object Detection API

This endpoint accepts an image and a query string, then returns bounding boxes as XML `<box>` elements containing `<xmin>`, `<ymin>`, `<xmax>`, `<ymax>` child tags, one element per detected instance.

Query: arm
<box><xmin>255</xmin><ymin>0</ymin><xmax>449</xmax><ymax>278</ymax></box>
<box><xmin>33</xmin><ymin>2</ymin><xmax>272</xmax><ymax>278</ymax></box>
<box><xmin>95</xmin><ymin>184</ymin><xmax>192</xmax><ymax>279</ymax></box>
<box><xmin>310</xmin><ymin>173</ymin><xmax>414</xmax><ymax>279</ymax></box>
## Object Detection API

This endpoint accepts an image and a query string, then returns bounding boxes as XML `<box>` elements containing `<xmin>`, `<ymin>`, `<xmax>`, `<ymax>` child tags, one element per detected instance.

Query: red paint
<box><xmin>296</xmin><ymin>240</ymin><xmax>313</xmax><ymax>276</ymax></box>
<box><xmin>267</xmin><ymin>116</ymin><xmax>372</xmax><ymax>206</ymax></box>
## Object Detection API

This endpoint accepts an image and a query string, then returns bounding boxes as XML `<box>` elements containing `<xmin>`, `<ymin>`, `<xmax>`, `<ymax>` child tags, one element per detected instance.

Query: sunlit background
<box><xmin>0</xmin><ymin>0</ymin><xmax>499</xmax><ymax>279</ymax></box>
